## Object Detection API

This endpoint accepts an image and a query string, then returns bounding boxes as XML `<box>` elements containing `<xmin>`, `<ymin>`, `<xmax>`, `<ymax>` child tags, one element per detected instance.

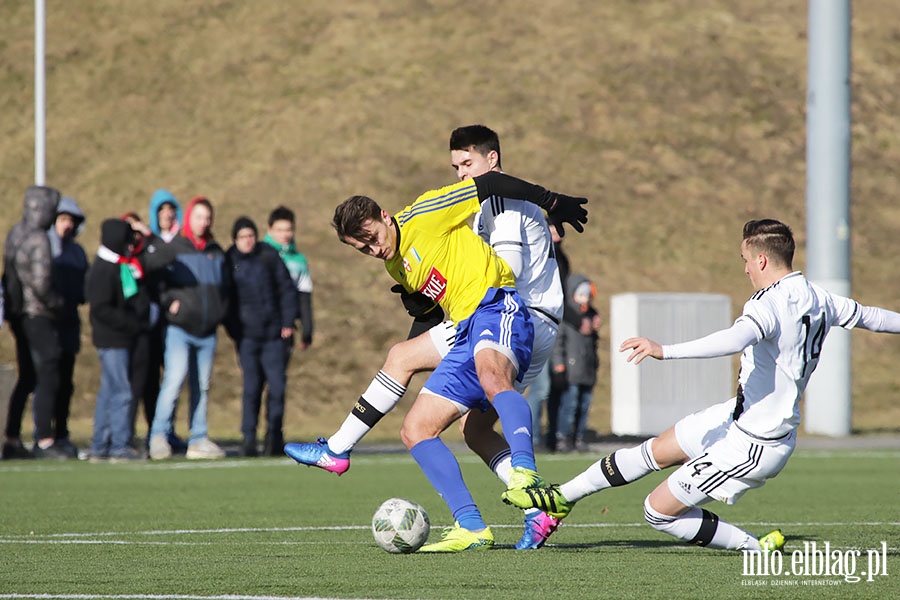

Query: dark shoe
<box><xmin>32</xmin><ymin>443</ymin><xmax>74</xmax><ymax>460</ymax></box>
<box><xmin>2</xmin><ymin>441</ymin><xmax>34</xmax><ymax>460</ymax></box>
<box><xmin>109</xmin><ymin>447</ymin><xmax>147</xmax><ymax>463</ymax></box>
<box><xmin>167</xmin><ymin>433</ymin><xmax>189</xmax><ymax>455</ymax></box>
<box><xmin>263</xmin><ymin>431</ymin><xmax>284</xmax><ymax>457</ymax></box>
<box><xmin>88</xmin><ymin>452</ymin><xmax>109</xmax><ymax>464</ymax></box>
<box><xmin>55</xmin><ymin>438</ymin><xmax>79</xmax><ymax>459</ymax></box>
<box><xmin>240</xmin><ymin>439</ymin><xmax>258</xmax><ymax>458</ymax></box>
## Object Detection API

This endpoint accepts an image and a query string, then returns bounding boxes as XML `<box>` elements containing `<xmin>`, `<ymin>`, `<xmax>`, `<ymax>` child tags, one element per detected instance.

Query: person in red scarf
<box><xmin>148</xmin><ymin>197</ymin><xmax>228</xmax><ymax>460</ymax></box>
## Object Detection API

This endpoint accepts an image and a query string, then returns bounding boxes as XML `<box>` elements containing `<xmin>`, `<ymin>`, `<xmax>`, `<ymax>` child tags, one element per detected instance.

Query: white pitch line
<box><xmin>1</xmin><ymin>521</ymin><xmax>896</xmax><ymax>544</ymax></box>
<box><xmin>0</xmin><ymin>595</ymin><xmax>377</xmax><ymax>600</ymax></box>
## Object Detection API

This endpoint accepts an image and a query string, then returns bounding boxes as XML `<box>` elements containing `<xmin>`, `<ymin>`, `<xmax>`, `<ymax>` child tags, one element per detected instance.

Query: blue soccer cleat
<box><xmin>284</xmin><ymin>437</ymin><xmax>351</xmax><ymax>475</ymax></box>
<box><xmin>515</xmin><ymin>511</ymin><xmax>561</xmax><ymax>550</ymax></box>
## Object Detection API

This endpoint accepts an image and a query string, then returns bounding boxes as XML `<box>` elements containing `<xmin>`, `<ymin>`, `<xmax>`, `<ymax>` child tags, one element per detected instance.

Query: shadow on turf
<box><xmin>494</xmin><ymin>539</ymin><xmax>689</xmax><ymax>551</ymax></box>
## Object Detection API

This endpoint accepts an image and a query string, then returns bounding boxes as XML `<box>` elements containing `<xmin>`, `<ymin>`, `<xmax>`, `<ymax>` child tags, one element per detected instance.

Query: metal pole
<box><xmin>35</xmin><ymin>0</ymin><xmax>46</xmax><ymax>185</ymax></box>
<box><xmin>804</xmin><ymin>0</ymin><xmax>852</xmax><ymax>436</ymax></box>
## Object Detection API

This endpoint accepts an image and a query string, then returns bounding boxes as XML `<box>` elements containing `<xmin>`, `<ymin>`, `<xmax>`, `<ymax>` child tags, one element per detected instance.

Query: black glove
<box><xmin>391</xmin><ymin>284</ymin><xmax>440</xmax><ymax>319</ymax></box>
<box><xmin>550</xmin><ymin>368</ymin><xmax>568</xmax><ymax>391</ymax></box>
<box><xmin>546</xmin><ymin>194</ymin><xmax>588</xmax><ymax>237</ymax></box>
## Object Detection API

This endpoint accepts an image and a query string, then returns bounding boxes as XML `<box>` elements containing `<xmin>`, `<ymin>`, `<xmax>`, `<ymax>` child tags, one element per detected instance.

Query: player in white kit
<box><xmin>503</xmin><ymin>218</ymin><xmax>900</xmax><ymax>552</ymax></box>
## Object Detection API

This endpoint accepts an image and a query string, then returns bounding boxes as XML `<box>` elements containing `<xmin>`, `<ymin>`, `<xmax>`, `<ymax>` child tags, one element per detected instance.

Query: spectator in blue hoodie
<box><xmin>132</xmin><ymin>189</ymin><xmax>185</xmax><ymax>451</ymax></box>
<box><xmin>48</xmin><ymin>196</ymin><xmax>89</xmax><ymax>458</ymax></box>
<box><xmin>225</xmin><ymin>217</ymin><xmax>297</xmax><ymax>456</ymax></box>
<box><xmin>148</xmin><ymin>189</ymin><xmax>182</xmax><ymax>243</ymax></box>
<box><xmin>148</xmin><ymin>196</ymin><xmax>228</xmax><ymax>460</ymax></box>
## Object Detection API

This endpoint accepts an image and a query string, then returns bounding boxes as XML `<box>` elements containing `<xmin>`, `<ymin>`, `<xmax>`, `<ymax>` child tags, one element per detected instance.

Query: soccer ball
<box><xmin>371</xmin><ymin>497</ymin><xmax>430</xmax><ymax>554</ymax></box>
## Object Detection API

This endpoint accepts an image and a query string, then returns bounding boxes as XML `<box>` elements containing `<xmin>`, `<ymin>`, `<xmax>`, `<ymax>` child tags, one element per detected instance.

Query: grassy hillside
<box><xmin>1</xmin><ymin>0</ymin><xmax>898</xmax><ymax>443</ymax></box>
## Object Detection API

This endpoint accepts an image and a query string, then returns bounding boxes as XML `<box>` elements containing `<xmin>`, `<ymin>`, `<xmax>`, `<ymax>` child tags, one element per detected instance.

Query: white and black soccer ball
<box><xmin>371</xmin><ymin>497</ymin><xmax>430</xmax><ymax>554</ymax></box>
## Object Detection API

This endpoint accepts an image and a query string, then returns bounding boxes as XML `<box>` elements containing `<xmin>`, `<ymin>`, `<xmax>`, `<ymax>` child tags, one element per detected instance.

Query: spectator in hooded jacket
<box><xmin>87</xmin><ymin>219</ymin><xmax>153</xmax><ymax>462</ymax></box>
<box><xmin>141</xmin><ymin>189</ymin><xmax>186</xmax><ymax>450</ymax></box>
<box><xmin>225</xmin><ymin>217</ymin><xmax>297</xmax><ymax>457</ymax></box>
<box><xmin>554</xmin><ymin>274</ymin><xmax>601</xmax><ymax>452</ymax></box>
<box><xmin>149</xmin><ymin>189</ymin><xmax>182</xmax><ymax>243</ymax></box>
<box><xmin>48</xmin><ymin>196</ymin><xmax>89</xmax><ymax>458</ymax></box>
<box><xmin>2</xmin><ymin>186</ymin><xmax>66</xmax><ymax>460</ymax></box>
<box><xmin>148</xmin><ymin>196</ymin><xmax>228</xmax><ymax>460</ymax></box>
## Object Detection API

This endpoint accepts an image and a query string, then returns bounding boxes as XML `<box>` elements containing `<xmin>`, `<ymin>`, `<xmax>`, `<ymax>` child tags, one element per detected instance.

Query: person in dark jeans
<box><xmin>2</xmin><ymin>185</ymin><xmax>67</xmax><ymax>459</ymax></box>
<box><xmin>225</xmin><ymin>217</ymin><xmax>297</xmax><ymax>457</ymax></box>
<box><xmin>48</xmin><ymin>196</ymin><xmax>89</xmax><ymax>458</ymax></box>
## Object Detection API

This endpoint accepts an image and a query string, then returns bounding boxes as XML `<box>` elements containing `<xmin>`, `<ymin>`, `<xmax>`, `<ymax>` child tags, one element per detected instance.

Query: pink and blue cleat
<box><xmin>515</xmin><ymin>511</ymin><xmax>561</xmax><ymax>550</ymax></box>
<box><xmin>284</xmin><ymin>437</ymin><xmax>351</xmax><ymax>476</ymax></box>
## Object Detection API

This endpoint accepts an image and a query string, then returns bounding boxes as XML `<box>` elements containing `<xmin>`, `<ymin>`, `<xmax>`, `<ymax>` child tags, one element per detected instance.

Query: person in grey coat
<box><xmin>2</xmin><ymin>185</ymin><xmax>67</xmax><ymax>459</ymax></box>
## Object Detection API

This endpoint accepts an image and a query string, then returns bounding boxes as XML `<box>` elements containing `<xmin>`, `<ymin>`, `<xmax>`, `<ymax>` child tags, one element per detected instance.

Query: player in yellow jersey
<box><xmin>331</xmin><ymin>172</ymin><xmax>585</xmax><ymax>552</ymax></box>
<box><xmin>287</xmin><ymin>126</ymin><xmax>570</xmax><ymax>549</ymax></box>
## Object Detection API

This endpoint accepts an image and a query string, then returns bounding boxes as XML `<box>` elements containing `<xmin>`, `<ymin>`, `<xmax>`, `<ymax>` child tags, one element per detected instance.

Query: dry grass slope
<box><xmin>1</xmin><ymin>1</ymin><xmax>898</xmax><ymax>442</ymax></box>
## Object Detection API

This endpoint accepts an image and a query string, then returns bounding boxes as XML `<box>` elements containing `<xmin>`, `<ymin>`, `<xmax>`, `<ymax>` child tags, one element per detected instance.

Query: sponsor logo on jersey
<box><xmin>402</xmin><ymin>258</ymin><xmax>411</xmax><ymax>272</ymax></box>
<box><xmin>419</xmin><ymin>267</ymin><xmax>447</xmax><ymax>303</ymax></box>
<box><xmin>411</xmin><ymin>247</ymin><xmax>422</xmax><ymax>262</ymax></box>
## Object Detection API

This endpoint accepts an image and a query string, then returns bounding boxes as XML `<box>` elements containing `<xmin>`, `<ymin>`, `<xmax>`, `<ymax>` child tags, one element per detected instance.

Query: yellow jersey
<box><xmin>385</xmin><ymin>179</ymin><xmax>515</xmax><ymax>324</ymax></box>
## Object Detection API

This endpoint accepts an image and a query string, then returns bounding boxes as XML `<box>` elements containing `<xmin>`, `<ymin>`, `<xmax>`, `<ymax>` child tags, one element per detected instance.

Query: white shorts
<box><xmin>429</xmin><ymin>320</ymin><xmax>458</xmax><ymax>358</ymax></box>
<box><xmin>669</xmin><ymin>399</ymin><xmax>796</xmax><ymax>506</ymax></box>
<box><xmin>516</xmin><ymin>312</ymin><xmax>558</xmax><ymax>392</ymax></box>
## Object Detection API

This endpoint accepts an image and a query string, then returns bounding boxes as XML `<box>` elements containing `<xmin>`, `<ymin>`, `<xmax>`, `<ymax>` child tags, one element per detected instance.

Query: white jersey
<box><xmin>474</xmin><ymin>195</ymin><xmax>564</xmax><ymax>324</ymax></box>
<box><xmin>730</xmin><ymin>272</ymin><xmax>861</xmax><ymax>439</ymax></box>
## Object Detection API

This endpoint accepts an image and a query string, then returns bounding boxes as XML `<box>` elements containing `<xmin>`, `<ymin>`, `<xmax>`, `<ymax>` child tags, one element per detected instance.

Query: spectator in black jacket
<box><xmin>87</xmin><ymin>219</ymin><xmax>150</xmax><ymax>462</ymax></box>
<box><xmin>225</xmin><ymin>217</ymin><xmax>297</xmax><ymax>456</ymax></box>
<box><xmin>48</xmin><ymin>196</ymin><xmax>89</xmax><ymax>458</ymax></box>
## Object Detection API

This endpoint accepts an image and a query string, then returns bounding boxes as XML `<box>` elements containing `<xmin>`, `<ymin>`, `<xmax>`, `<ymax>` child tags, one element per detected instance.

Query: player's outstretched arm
<box><xmin>472</xmin><ymin>171</ymin><xmax>588</xmax><ymax>237</ymax></box>
<box><xmin>619</xmin><ymin>337</ymin><xmax>663</xmax><ymax>364</ymax></box>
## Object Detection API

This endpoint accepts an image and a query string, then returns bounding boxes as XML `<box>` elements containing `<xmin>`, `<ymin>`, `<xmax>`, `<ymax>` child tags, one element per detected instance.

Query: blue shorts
<box><xmin>423</xmin><ymin>287</ymin><xmax>533</xmax><ymax>411</ymax></box>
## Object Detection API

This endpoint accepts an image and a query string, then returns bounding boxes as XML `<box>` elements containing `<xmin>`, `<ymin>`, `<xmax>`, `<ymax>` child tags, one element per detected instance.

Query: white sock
<box><xmin>560</xmin><ymin>439</ymin><xmax>660</xmax><ymax>502</ymax></box>
<box><xmin>490</xmin><ymin>450</ymin><xmax>539</xmax><ymax>517</ymax></box>
<box><xmin>643</xmin><ymin>497</ymin><xmax>756</xmax><ymax>551</ymax></box>
<box><xmin>327</xmin><ymin>371</ymin><xmax>406</xmax><ymax>454</ymax></box>
<box><xmin>489</xmin><ymin>450</ymin><xmax>513</xmax><ymax>485</ymax></box>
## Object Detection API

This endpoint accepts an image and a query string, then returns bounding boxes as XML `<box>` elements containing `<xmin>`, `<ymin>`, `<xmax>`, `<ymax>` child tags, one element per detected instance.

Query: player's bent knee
<box><xmin>643</xmin><ymin>495</ymin><xmax>677</xmax><ymax>533</ymax></box>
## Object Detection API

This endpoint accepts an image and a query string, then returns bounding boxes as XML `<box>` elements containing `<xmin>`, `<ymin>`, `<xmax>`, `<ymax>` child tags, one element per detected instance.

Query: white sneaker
<box><xmin>186</xmin><ymin>437</ymin><xmax>225</xmax><ymax>460</ymax></box>
<box><xmin>149</xmin><ymin>434</ymin><xmax>172</xmax><ymax>460</ymax></box>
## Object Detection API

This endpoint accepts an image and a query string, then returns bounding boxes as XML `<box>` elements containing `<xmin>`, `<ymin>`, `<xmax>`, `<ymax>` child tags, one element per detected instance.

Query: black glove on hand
<box><xmin>391</xmin><ymin>284</ymin><xmax>440</xmax><ymax>318</ymax></box>
<box><xmin>550</xmin><ymin>368</ymin><xmax>569</xmax><ymax>391</ymax></box>
<box><xmin>546</xmin><ymin>194</ymin><xmax>588</xmax><ymax>237</ymax></box>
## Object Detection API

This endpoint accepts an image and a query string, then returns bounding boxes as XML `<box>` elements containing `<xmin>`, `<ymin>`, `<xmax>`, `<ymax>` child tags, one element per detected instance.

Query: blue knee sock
<box><xmin>492</xmin><ymin>390</ymin><xmax>537</xmax><ymax>471</ymax></box>
<box><xmin>409</xmin><ymin>438</ymin><xmax>486</xmax><ymax>531</ymax></box>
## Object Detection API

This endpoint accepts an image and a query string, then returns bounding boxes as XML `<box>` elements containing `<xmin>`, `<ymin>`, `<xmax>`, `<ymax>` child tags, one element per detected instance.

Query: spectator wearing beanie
<box><xmin>224</xmin><ymin>216</ymin><xmax>297</xmax><ymax>456</ymax></box>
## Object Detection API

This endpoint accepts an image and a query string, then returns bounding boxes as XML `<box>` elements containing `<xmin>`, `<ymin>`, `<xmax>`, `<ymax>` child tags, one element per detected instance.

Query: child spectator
<box><xmin>554</xmin><ymin>274</ymin><xmax>601</xmax><ymax>452</ymax></box>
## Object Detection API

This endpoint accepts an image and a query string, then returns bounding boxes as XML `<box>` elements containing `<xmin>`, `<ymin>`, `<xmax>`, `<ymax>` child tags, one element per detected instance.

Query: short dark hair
<box><xmin>268</xmin><ymin>205</ymin><xmax>295</xmax><ymax>227</ymax></box>
<box><xmin>449</xmin><ymin>125</ymin><xmax>501</xmax><ymax>170</ymax></box>
<box><xmin>332</xmin><ymin>195</ymin><xmax>382</xmax><ymax>243</ymax></box>
<box><xmin>743</xmin><ymin>219</ymin><xmax>795</xmax><ymax>267</ymax></box>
